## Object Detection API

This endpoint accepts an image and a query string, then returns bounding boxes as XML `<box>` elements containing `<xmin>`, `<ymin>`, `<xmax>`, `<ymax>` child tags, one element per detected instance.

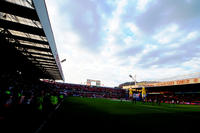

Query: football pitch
<box><xmin>41</xmin><ymin>97</ymin><xmax>200</xmax><ymax>133</ymax></box>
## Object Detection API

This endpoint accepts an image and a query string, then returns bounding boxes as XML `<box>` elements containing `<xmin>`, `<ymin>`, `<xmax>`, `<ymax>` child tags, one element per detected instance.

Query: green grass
<box><xmin>63</xmin><ymin>97</ymin><xmax>200</xmax><ymax>114</ymax></box>
<box><xmin>41</xmin><ymin>97</ymin><xmax>200</xmax><ymax>133</ymax></box>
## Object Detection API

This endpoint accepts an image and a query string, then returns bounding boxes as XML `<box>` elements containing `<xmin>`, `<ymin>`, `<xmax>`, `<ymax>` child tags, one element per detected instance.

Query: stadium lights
<box><xmin>61</xmin><ymin>58</ymin><xmax>66</xmax><ymax>63</ymax></box>
<box><xmin>129</xmin><ymin>74</ymin><xmax>136</xmax><ymax>86</ymax></box>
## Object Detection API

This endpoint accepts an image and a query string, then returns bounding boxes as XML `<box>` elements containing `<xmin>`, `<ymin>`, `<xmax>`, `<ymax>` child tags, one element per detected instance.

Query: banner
<box><xmin>146</xmin><ymin>78</ymin><xmax>200</xmax><ymax>87</ymax></box>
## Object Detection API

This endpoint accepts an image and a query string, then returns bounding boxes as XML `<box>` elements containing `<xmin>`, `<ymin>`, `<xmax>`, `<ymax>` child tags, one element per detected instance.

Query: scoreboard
<box><xmin>86</xmin><ymin>79</ymin><xmax>101</xmax><ymax>86</ymax></box>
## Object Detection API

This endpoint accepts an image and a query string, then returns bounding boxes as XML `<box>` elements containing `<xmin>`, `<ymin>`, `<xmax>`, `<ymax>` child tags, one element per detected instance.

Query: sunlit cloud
<box><xmin>45</xmin><ymin>0</ymin><xmax>200</xmax><ymax>86</ymax></box>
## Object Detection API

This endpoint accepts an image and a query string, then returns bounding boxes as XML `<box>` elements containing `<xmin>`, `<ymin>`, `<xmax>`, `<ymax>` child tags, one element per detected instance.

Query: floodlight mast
<box><xmin>60</xmin><ymin>58</ymin><xmax>66</xmax><ymax>82</ymax></box>
<box><xmin>129</xmin><ymin>74</ymin><xmax>136</xmax><ymax>86</ymax></box>
<box><xmin>61</xmin><ymin>58</ymin><xmax>66</xmax><ymax>63</ymax></box>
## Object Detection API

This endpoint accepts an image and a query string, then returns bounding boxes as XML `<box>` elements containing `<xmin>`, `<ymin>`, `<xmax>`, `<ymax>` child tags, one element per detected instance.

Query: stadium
<box><xmin>0</xmin><ymin>0</ymin><xmax>200</xmax><ymax>133</ymax></box>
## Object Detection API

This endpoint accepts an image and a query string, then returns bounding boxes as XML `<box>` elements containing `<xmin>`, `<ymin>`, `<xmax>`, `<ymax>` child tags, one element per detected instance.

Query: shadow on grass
<box><xmin>40</xmin><ymin>97</ymin><xmax>200</xmax><ymax>133</ymax></box>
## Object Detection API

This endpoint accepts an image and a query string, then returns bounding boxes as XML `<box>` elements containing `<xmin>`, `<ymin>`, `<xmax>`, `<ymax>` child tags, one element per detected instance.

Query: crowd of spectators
<box><xmin>146</xmin><ymin>94</ymin><xmax>200</xmax><ymax>105</ymax></box>
<box><xmin>0</xmin><ymin>73</ymin><xmax>126</xmax><ymax>127</ymax></box>
<box><xmin>49</xmin><ymin>81</ymin><xmax>126</xmax><ymax>99</ymax></box>
<box><xmin>0</xmin><ymin>73</ymin><xmax>65</xmax><ymax>132</ymax></box>
<box><xmin>2</xmin><ymin>71</ymin><xmax>199</xmax><ymax>132</ymax></box>
<box><xmin>1</xmin><ymin>76</ymin><xmax>63</xmax><ymax>112</ymax></box>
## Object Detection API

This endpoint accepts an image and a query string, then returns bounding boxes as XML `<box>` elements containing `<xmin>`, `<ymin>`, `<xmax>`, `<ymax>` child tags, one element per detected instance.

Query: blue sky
<box><xmin>45</xmin><ymin>0</ymin><xmax>200</xmax><ymax>87</ymax></box>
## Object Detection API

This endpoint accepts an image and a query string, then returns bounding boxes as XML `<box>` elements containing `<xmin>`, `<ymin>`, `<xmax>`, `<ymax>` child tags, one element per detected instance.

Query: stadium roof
<box><xmin>0</xmin><ymin>0</ymin><xmax>64</xmax><ymax>80</ymax></box>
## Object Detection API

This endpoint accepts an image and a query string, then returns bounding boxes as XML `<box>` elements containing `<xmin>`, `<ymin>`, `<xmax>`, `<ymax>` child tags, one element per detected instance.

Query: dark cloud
<box><xmin>135</xmin><ymin>0</ymin><xmax>200</xmax><ymax>34</ymax></box>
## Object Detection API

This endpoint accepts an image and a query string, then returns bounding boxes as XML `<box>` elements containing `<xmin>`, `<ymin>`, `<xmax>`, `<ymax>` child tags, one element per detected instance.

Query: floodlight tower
<box><xmin>129</xmin><ymin>74</ymin><xmax>136</xmax><ymax>86</ymax></box>
<box><xmin>61</xmin><ymin>58</ymin><xmax>66</xmax><ymax>63</ymax></box>
<box><xmin>60</xmin><ymin>58</ymin><xmax>66</xmax><ymax>82</ymax></box>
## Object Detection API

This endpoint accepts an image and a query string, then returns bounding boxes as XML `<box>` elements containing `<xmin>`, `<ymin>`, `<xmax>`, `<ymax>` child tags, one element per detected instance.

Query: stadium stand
<box><xmin>1</xmin><ymin>1</ymin><xmax>200</xmax><ymax>132</ymax></box>
<box><xmin>0</xmin><ymin>1</ymin><xmax>126</xmax><ymax>132</ymax></box>
<box><xmin>0</xmin><ymin>0</ymin><xmax>65</xmax><ymax>132</ymax></box>
<box><xmin>145</xmin><ymin>83</ymin><xmax>200</xmax><ymax>105</ymax></box>
<box><xmin>120</xmin><ymin>74</ymin><xmax>200</xmax><ymax>105</ymax></box>
<box><xmin>48</xmin><ymin>81</ymin><xmax>125</xmax><ymax>99</ymax></box>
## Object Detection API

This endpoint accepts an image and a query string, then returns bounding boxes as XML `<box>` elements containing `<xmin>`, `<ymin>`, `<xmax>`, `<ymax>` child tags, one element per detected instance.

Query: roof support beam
<box><xmin>24</xmin><ymin>51</ymin><xmax>53</xmax><ymax>58</ymax></box>
<box><xmin>31</xmin><ymin>56</ymin><xmax>55</xmax><ymax>62</ymax></box>
<box><xmin>4</xmin><ymin>34</ymin><xmax>48</xmax><ymax>45</ymax></box>
<box><xmin>15</xmin><ymin>43</ymin><xmax>51</xmax><ymax>52</ymax></box>
<box><xmin>0</xmin><ymin>19</ymin><xmax>45</xmax><ymax>36</ymax></box>
<box><xmin>39</xmin><ymin>65</ymin><xmax>58</xmax><ymax>69</ymax></box>
<box><xmin>0</xmin><ymin>1</ymin><xmax>39</xmax><ymax>21</ymax></box>
<box><xmin>46</xmin><ymin>70</ymin><xmax>59</xmax><ymax>72</ymax></box>
<box><xmin>31</xmin><ymin>59</ymin><xmax>55</xmax><ymax>64</ymax></box>
<box><xmin>40</xmin><ymin>63</ymin><xmax>57</xmax><ymax>67</ymax></box>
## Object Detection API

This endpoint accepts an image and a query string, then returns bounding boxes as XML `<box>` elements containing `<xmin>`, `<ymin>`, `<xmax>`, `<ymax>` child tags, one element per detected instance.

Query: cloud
<box><xmin>137</xmin><ymin>36</ymin><xmax>200</xmax><ymax>68</ymax></box>
<box><xmin>136</xmin><ymin>0</ymin><xmax>152</xmax><ymax>12</ymax></box>
<box><xmin>135</xmin><ymin>0</ymin><xmax>200</xmax><ymax>34</ymax></box>
<box><xmin>55</xmin><ymin>0</ymin><xmax>118</xmax><ymax>52</ymax></box>
<box><xmin>183</xmin><ymin>57</ymin><xmax>200</xmax><ymax>72</ymax></box>
<box><xmin>45</xmin><ymin>0</ymin><xmax>200</xmax><ymax>86</ymax></box>
<box><xmin>153</xmin><ymin>24</ymin><xmax>182</xmax><ymax>44</ymax></box>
